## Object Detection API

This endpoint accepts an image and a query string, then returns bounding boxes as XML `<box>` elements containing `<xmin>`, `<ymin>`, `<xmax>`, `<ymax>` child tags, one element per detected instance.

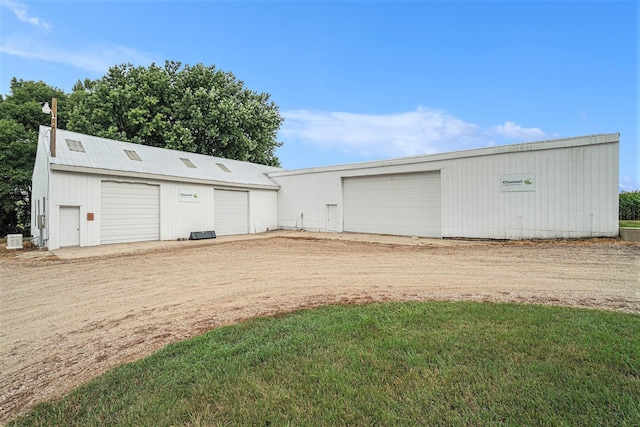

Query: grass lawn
<box><xmin>9</xmin><ymin>302</ymin><xmax>640</xmax><ymax>426</ymax></box>
<box><xmin>620</xmin><ymin>220</ymin><xmax>640</xmax><ymax>228</ymax></box>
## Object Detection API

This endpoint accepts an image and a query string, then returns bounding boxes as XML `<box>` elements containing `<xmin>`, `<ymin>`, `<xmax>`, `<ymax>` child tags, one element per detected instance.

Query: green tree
<box><xmin>68</xmin><ymin>61</ymin><xmax>284</xmax><ymax>166</ymax></box>
<box><xmin>0</xmin><ymin>79</ymin><xmax>69</xmax><ymax>235</ymax></box>
<box><xmin>0</xmin><ymin>119</ymin><xmax>33</xmax><ymax>235</ymax></box>
<box><xmin>0</xmin><ymin>78</ymin><xmax>70</xmax><ymax>130</ymax></box>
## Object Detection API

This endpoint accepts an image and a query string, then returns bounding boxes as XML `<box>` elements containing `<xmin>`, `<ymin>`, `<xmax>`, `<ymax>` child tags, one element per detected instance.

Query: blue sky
<box><xmin>1</xmin><ymin>0</ymin><xmax>638</xmax><ymax>190</ymax></box>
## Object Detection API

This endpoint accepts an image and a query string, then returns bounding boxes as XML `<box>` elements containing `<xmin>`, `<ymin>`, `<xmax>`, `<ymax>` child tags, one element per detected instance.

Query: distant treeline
<box><xmin>619</xmin><ymin>191</ymin><xmax>640</xmax><ymax>220</ymax></box>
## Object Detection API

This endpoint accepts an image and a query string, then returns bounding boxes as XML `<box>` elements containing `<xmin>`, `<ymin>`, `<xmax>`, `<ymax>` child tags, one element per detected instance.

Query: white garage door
<box><xmin>215</xmin><ymin>189</ymin><xmax>249</xmax><ymax>235</ymax></box>
<box><xmin>101</xmin><ymin>181</ymin><xmax>160</xmax><ymax>244</ymax></box>
<box><xmin>343</xmin><ymin>172</ymin><xmax>441</xmax><ymax>237</ymax></box>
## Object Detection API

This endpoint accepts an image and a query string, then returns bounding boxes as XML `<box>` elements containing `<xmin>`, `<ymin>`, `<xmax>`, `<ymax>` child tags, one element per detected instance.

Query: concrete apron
<box><xmin>620</xmin><ymin>228</ymin><xmax>640</xmax><ymax>242</ymax></box>
<box><xmin>47</xmin><ymin>230</ymin><xmax>486</xmax><ymax>261</ymax></box>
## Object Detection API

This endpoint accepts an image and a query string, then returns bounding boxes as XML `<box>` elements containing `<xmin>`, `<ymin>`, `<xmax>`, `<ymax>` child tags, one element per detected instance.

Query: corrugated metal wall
<box><xmin>46</xmin><ymin>170</ymin><xmax>98</xmax><ymax>250</ymax></box>
<box><xmin>249</xmin><ymin>189</ymin><xmax>279</xmax><ymax>234</ymax></box>
<box><xmin>275</xmin><ymin>172</ymin><xmax>342</xmax><ymax>231</ymax></box>
<box><xmin>272</xmin><ymin>135</ymin><xmax>619</xmax><ymax>239</ymax></box>
<box><xmin>38</xmin><ymin>134</ymin><xmax>618</xmax><ymax>248</ymax></box>
<box><xmin>441</xmin><ymin>141</ymin><xmax>618</xmax><ymax>238</ymax></box>
<box><xmin>30</xmin><ymin>127</ymin><xmax>52</xmax><ymax>245</ymax></box>
<box><xmin>44</xmin><ymin>170</ymin><xmax>278</xmax><ymax>249</ymax></box>
<box><xmin>161</xmin><ymin>183</ymin><xmax>215</xmax><ymax>239</ymax></box>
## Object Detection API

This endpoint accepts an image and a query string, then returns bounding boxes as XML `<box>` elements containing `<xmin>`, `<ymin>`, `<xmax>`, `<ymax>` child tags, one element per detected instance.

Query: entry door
<box><xmin>327</xmin><ymin>204</ymin><xmax>338</xmax><ymax>231</ymax></box>
<box><xmin>59</xmin><ymin>206</ymin><xmax>80</xmax><ymax>247</ymax></box>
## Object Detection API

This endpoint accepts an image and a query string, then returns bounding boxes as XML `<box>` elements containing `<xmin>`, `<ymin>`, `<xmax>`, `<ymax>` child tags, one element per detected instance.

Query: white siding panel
<box><xmin>31</xmin><ymin>127</ymin><xmax>51</xmax><ymax>245</ymax></box>
<box><xmin>46</xmin><ymin>171</ymin><xmax>99</xmax><ymax>249</ymax></box>
<box><xmin>272</xmin><ymin>135</ymin><xmax>618</xmax><ymax>240</ymax></box>
<box><xmin>249</xmin><ymin>189</ymin><xmax>278</xmax><ymax>233</ymax></box>
<box><xmin>275</xmin><ymin>173</ymin><xmax>342</xmax><ymax>232</ymax></box>
<box><xmin>46</xmin><ymin>173</ymin><xmax>276</xmax><ymax>246</ymax></box>
<box><xmin>101</xmin><ymin>181</ymin><xmax>160</xmax><ymax>244</ymax></box>
<box><xmin>343</xmin><ymin>172</ymin><xmax>441</xmax><ymax>237</ymax></box>
<box><xmin>441</xmin><ymin>142</ymin><xmax>619</xmax><ymax>239</ymax></box>
<box><xmin>160</xmin><ymin>183</ymin><xmax>215</xmax><ymax>240</ymax></box>
<box><xmin>215</xmin><ymin>189</ymin><xmax>249</xmax><ymax>235</ymax></box>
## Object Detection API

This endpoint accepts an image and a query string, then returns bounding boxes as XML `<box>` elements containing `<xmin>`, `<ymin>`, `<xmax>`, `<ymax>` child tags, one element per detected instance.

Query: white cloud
<box><xmin>281</xmin><ymin>107</ymin><xmax>555</xmax><ymax>160</ymax></box>
<box><xmin>1</xmin><ymin>0</ymin><xmax>155</xmax><ymax>74</ymax></box>
<box><xmin>619</xmin><ymin>176</ymin><xmax>640</xmax><ymax>192</ymax></box>
<box><xmin>0</xmin><ymin>0</ymin><xmax>51</xmax><ymax>31</ymax></box>
<box><xmin>281</xmin><ymin>107</ymin><xmax>482</xmax><ymax>158</ymax></box>
<box><xmin>492</xmin><ymin>121</ymin><xmax>546</xmax><ymax>140</ymax></box>
<box><xmin>0</xmin><ymin>39</ymin><xmax>155</xmax><ymax>73</ymax></box>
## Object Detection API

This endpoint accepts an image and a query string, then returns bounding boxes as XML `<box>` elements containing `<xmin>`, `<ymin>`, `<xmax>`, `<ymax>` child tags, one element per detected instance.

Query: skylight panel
<box><xmin>65</xmin><ymin>139</ymin><xmax>85</xmax><ymax>153</ymax></box>
<box><xmin>180</xmin><ymin>158</ymin><xmax>197</xmax><ymax>168</ymax></box>
<box><xmin>216</xmin><ymin>163</ymin><xmax>231</xmax><ymax>173</ymax></box>
<box><xmin>124</xmin><ymin>150</ymin><xmax>142</xmax><ymax>161</ymax></box>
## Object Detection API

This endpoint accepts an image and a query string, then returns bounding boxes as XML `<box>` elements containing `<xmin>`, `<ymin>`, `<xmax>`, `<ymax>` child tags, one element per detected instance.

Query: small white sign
<box><xmin>501</xmin><ymin>173</ymin><xmax>536</xmax><ymax>192</ymax></box>
<box><xmin>179</xmin><ymin>189</ymin><xmax>200</xmax><ymax>203</ymax></box>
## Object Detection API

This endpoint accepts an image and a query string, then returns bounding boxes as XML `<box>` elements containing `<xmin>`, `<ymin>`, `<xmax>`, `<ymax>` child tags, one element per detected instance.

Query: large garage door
<box><xmin>343</xmin><ymin>172</ymin><xmax>441</xmax><ymax>237</ymax></box>
<box><xmin>215</xmin><ymin>189</ymin><xmax>249</xmax><ymax>235</ymax></box>
<box><xmin>101</xmin><ymin>181</ymin><xmax>160</xmax><ymax>244</ymax></box>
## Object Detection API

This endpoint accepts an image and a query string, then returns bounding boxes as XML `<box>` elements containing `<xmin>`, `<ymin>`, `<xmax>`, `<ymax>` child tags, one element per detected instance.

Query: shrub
<box><xmin>619</xmin><ymin>191</ymin><xmax>640</xmax><ymax>220</ymax></box>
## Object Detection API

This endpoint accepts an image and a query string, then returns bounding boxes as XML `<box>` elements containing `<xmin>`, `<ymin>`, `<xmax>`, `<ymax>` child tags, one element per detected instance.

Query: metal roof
<box><xmin>40</xmin><ymin>126</ymin><xmax>282</xmax><ymax>189</ymax></box>
<box><xmin>268</xmin><ymin>133</ymin><xmax>620</xmax><ymax>177</ymax></box>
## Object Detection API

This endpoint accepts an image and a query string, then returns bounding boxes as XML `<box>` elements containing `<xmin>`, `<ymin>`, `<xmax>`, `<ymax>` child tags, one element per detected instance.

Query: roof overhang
<box><xmin>50</xmin><ymin>164</ymin><xmax>280</xmax><ymax>190</ymax></box>
<box><xmin>269</xmin><ymin>133</ymin><xmax>620</xmax><ymax>177</ymax></box>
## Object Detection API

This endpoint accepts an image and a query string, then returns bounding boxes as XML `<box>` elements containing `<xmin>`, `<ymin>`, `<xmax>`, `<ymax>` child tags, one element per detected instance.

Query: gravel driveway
<box><xmin>1</xmin><ymin>231</ymin><xmax>638</xmax><ymax>423</ymax></box>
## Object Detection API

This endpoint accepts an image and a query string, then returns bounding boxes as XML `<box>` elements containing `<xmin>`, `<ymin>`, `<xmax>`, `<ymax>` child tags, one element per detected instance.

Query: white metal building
<box><xmin>269</xmin><ymin>134</ymin><xmax>619</xmax><ymax>240</ymax></box>
<box><xmin>32</xmin><ymin>130</ymin><xmax>619</xmax><ymax>248</ymax></box>
<box><xmin>31</xmin><ymin>127</ymin><xmax>281</xmax><ymax>249</ymax></box>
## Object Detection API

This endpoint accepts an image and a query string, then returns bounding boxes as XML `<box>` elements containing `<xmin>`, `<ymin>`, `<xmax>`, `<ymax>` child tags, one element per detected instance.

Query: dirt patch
<box><xmin>1</xmin><ymin>232</ymin><xmax>638</xmax><ymax>424</ymax></box>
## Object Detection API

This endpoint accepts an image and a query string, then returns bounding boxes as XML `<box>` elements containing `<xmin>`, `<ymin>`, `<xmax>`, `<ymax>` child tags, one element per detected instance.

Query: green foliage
<box><xmin>620</xmin><ymin>191</ymin><xmax>640</xmax><ymax>220</ymax></box>
<box><xmin>1</xmin><ymin>63</ymin><xmax>284</xmax><ymax>234</ymax></box>
<box><xmin>67</xmin><ymin>61</ymin><xmax>284</xmax><ymax>166</ymax></box>
<box><xmin>9</xmin><ymin>302</ymin><xmax>640</xmax><ymax>426</ymax></box>
<box><xmin>0</xmin><ymin>79</ymin><xmax>69</xmax><ymax>235</ymax></box>
<box><xmin>0</xmin><ymin>119</ymin><xmax>33</xmax><ymax>235</ymax></box>
<box><xmin>0</xmin><ymin>78</ymin><xmax>70</xmax><ymax>130</ymax></box>
<box><xmin>620</xmin><ymin>220</ymin><xmax>640</xmax><ymax>228</ymax></box>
